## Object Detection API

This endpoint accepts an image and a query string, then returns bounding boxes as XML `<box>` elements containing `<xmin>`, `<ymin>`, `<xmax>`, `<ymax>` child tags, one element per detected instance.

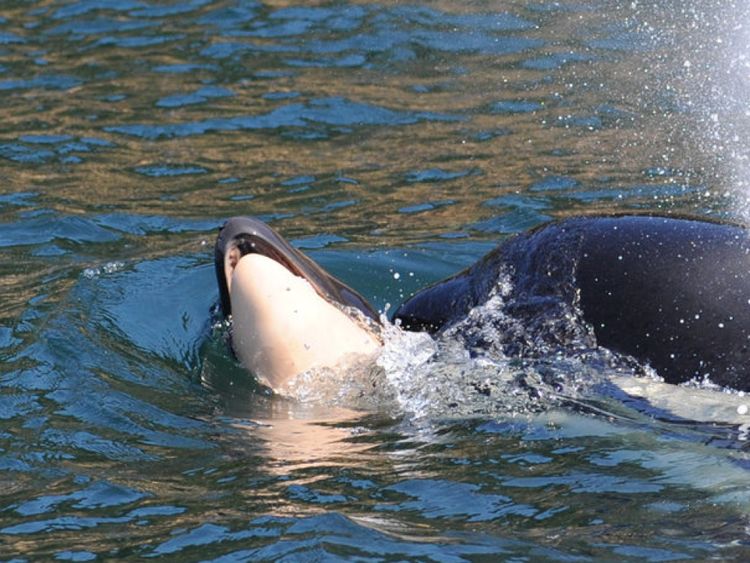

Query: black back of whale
<box><xmin>395</xmin><ymin>215</ymin><xmax>750</xmax><ymax>391</ymax></box>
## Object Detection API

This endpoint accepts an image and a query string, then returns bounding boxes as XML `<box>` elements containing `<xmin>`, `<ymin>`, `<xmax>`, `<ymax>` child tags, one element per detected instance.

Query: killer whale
<box><xmin>395</xmin><ymin>214</ymin><xmax>750</xmax><ymax>391</ymax></box>
<box><xmin>216</xmin><ymin>214</ymin><xmax>750</xmax><ymax>392</ymax></box>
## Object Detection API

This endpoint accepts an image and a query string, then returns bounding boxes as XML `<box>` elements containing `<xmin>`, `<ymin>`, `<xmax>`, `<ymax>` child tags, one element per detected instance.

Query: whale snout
<box><xmin>214</xmin><ymin>216</ymin><xmax>382</xmax><ymax>390</ymax></box>
<box><xmin>215</xmin><ymin>216</ymin><xmax>379</xmax><ymax>321</ymax></box>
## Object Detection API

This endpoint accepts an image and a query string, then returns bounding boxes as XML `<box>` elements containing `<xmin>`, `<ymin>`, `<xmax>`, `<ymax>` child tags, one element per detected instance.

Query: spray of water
<box><xmin>283</xmin><ymin>277</ymin><xmax>622</xmax><ymax>420</ymax></box>
<box><xmin>630</xmin><ymin>0</ymin><xmax>750</xmax><ymax>214</ymax></box>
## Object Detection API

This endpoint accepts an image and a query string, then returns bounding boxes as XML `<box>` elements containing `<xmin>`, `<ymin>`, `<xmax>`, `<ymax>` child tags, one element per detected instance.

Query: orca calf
<box><xmin>395</xmin><ymin>215</ymin><xmax>750</xmax><ymax>391</ymax></box>
<box><xmin>216</xmin><ymin>215</ymin><xmax>750</xmax><ymax>392</ymax></box>
<box><xmin>214</xmin><ymin>216</ymin><xmax>381</xmax><ymax>391</ymax></box>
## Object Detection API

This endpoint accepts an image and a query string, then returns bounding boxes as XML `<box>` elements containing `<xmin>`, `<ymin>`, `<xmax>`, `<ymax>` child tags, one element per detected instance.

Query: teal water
<box><xmin>2</xmin><ymin>0</ymin><xmax>750</xmax><ymax>560</ymax></box>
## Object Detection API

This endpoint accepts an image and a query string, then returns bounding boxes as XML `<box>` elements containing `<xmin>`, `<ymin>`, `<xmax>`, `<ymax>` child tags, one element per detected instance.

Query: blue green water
<box><xmin>2</xmin><ymin>0</ymin><xmax>750</xmax><ymax>560</ymax></box>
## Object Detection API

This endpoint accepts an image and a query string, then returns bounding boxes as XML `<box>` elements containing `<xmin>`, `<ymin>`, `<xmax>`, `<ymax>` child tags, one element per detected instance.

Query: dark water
<box><xmin>2</xmin><ymin>0</ymin><xmax>750</xmax><ymax>560</ymax></box>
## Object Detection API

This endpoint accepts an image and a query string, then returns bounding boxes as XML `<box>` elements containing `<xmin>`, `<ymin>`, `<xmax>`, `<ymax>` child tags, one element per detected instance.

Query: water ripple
<box><xmin>0</xmin><ymin>214</ymin><xmax>120</xmax><ymax>247</ymax></box>
<box><xmin>155</xmin><ymin>85</ymin><xmax>233</xmax><ymax>108</ymax></box>
<box><xmin>134</xmin><ymin>164</ymin><xmax>208</xmax><ymax>176</ymax></box>
<box><xmin>106</xmin><ymin>97</ymin><xmax>462</xmax><ymax>139</ymax></box>
<box><xmin>151</xmin><ymin>522</ymin><xmax>280</xmax><ymax>556</ymax></box>
<box><xmin>382</xmin><ymin>479</ymin><xmax>537</xmax><ymax>522</ymax></box>
<box><xmin>13</xmin><ymin>480</ymin><xmax>146</xmax><ymax>516</ymax></box>
<box><xmin>47</xmin><ymin>17</ymin><xmax>156</xmax><ymax>36</ymax></box>
<box><xmin>0</xmin><ymin>74</ymin><xmax>81</xmax><ymax>91</ymax></box>
<box><xmin>405</xmin><ymin>168</ymin><xmax>479</xmax><ymax>183</ymax></box>
<box><xmin>51</xmin><ymin>0</ymin><xmax>144</xmax><ymax>20</ymax></box>
<box><xmin>42</xmin><ymin>429</ymin><xmax>157</xmax><ymax>462</ymax></box>
<box><xmin>0</xmin><ymin>31</ymin><xmax>25</xmax><ymax>44</ymax></box>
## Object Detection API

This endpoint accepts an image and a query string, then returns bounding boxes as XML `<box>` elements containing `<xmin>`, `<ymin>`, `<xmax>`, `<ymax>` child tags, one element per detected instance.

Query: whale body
<box><xmin>395</xmin><ymin>215</ymin><xmax>750</xmax><ymax>391</ymax></box>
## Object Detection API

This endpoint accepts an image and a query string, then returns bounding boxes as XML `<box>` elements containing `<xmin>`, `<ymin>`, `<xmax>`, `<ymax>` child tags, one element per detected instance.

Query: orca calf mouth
<box><xmin>214</xmin><ymin>216</ymin><xmax>379</xmax><ymax>322</ymax></box>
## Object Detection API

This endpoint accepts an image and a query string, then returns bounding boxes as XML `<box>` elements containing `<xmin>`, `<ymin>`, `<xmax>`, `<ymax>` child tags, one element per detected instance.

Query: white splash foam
<box><xmin>376</xmin><ymin>316</ymin><xmax>439</xmax><ymax>418</ymax></box>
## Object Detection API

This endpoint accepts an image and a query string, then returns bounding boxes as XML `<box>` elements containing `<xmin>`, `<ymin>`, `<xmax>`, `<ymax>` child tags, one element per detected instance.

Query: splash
<box><xmin>630</xmin><ymin>1</ymin><xmax>750</xmax><ymax>214</ymax></box>
<box><xmin>220</xmin><ymin>267</ymin><xmax>747</xmax><ymax>427</ymax></box>
<box><xmin>278</xmin><ymin>273</ymin><xmax>637</xmax><ymax>421</ymax></box>
<box><xmin>282</xmin><ymin>352</ymin><xmax>398</xmax><ymax>412</ymax></box>
<box><xmin>374</xmin><ymin>278</ymin><xmax>612</xmax><ymax>421</ymax></box>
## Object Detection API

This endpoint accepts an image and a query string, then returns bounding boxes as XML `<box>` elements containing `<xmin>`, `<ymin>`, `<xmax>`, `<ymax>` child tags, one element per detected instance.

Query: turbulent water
<box><xmin>2</xmin><ymin>0</ymin><xmax>750</xmax><ymax>560</ymax></box>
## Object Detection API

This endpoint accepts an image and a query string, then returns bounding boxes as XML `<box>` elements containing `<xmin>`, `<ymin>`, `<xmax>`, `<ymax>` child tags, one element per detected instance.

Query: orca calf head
<box><xmin>215</xmin><ymin>217</ymin><xmax>381</xmax><ymax>390</ymax></box>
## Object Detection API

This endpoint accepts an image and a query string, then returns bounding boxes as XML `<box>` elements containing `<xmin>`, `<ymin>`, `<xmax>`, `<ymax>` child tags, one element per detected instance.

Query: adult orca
<box><xmin>214</xmin><ymin>216</ymin><xmax>381</xmax><ymax>391</ymax></box>
<box><xmin>394</xmin><ymin>214</ymin><xmax>750</xmax><ymax>391</ymax></box>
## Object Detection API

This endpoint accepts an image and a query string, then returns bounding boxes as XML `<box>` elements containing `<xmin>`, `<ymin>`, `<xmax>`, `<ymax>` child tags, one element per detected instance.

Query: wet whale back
<box><xmin>395</xmin><ymin>215</ymin><xmax>750</xmax><ymax>390</ymax></box>
<box><xmin>576</xmin><ymin>216</ymin><xmax>750</xmax><ymax>388</ymax></box>
<box><xmin>393</xmin><ymin>218</ymin><xmax>589</xmax><ymax>335</ymax></box>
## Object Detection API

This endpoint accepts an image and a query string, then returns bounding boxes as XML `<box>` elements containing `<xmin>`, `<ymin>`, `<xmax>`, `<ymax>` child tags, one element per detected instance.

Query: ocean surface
<box><xmin>1</xmin><ymin>0</ymin><xmax>750</xmax><ymax>560</ymax></box>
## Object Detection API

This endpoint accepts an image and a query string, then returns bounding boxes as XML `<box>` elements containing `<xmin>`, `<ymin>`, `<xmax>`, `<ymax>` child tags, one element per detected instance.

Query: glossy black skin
<box><xmin>214</xmin><ymin>216</ymin><xmax>379</xmax><ymax>321</ymax></box>
<box><xmin>395</xmin><ymin>215</ymin><xmax>750</xmax><ymax>391</ymax></box>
